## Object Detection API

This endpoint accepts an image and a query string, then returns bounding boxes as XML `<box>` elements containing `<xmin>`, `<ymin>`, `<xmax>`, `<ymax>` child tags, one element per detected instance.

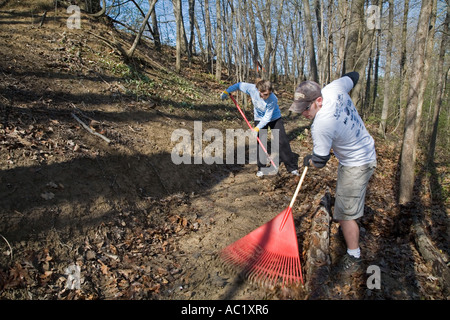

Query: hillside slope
<box><xmin>0</xmin><ymin>5</ymin><xmax>447</xmax><ymax>301</ymax></box>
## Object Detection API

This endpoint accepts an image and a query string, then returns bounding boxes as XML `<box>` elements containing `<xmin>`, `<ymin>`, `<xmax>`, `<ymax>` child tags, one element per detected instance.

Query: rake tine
<box><xmin>246</xmin><ymin>249</ymin><xmax>270</xmax><ymax>280</ymax></box>
<box><xmin>220</xmin><ymin>167</ymin><xmax>309</xmax><ymax>287</ymax></box>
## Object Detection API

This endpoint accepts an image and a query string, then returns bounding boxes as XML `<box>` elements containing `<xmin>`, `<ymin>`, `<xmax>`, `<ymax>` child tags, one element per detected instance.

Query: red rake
<box><xmin>220</xmin><ymin>166</ymin><xmax>308</xmax><ymax>287</ymax></box>
<box><xmin>229</xmin><ymin>94</ymin><xmax>278</xmax><ymax>170</ymax></box>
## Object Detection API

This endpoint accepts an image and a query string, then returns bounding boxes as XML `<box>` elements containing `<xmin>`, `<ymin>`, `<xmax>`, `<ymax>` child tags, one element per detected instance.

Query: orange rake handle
<box><xmin>229</xmin><ymin>94</ymin><xmax>278</xmax><ymax>170</ymax></box>
<box><xmin>279</xmin><ymin>166</ymin><xmax>308</xmax><ymax>231</ymax></box>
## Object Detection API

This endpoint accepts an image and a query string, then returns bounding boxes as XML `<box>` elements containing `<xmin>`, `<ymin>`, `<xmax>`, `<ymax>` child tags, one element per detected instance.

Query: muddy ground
<box><xmin>0</xmin><ymin>6</ymin><xmax>448</xmax><ymax>301</ymax></box>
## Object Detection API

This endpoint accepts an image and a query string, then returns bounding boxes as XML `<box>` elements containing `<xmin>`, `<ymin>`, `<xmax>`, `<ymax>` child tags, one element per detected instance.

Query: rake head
<box><xmin>220</xmin><ymin>207</ymin><xmax>303</xmax><ymax>287</ymax></box>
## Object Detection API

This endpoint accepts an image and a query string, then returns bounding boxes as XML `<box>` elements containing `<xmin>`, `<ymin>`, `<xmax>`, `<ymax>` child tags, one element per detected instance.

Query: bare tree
<box><xmin>335</xmin><ymin>0</ymin><xmax>349</xmax><ymax>79</ymax></box>
<box><xmin>151</xmin><ymin>3</ymin><xmax>161</xmax><ymax>51</ymax></box>
<box><xmin>413</xmin><ymin>0</ymin><xmax>438</xmax><ymax>157</ymax></box>
<box><xmin>428</xmin><ymin>0</ymin><xmax>449</xmax><ymax>165</ymax></box>
<box><xmin>399</xmin><ymin>0</ymin><xmax>434</xmax><ymax>205</ymax></box>
<box><xmin>127</xmin><ymin>0</ymin><xmax>158</xmax><ymax>58</ymax></box>
<box><xmin>302</xmin><ymin>0</ymin><xmax>319</xmax><ymax>82</ymax></box>
<box><xmin>172</xmin><ymin>0</ymin><xmax>183</xmax><ymax>72</ymax></box>
<box><xmin>187</xmin><ymin>0</ymin><xmax>196</xmax><ymax>59</ymax></box>
<box><xmin>345</xmin><ymin>0</ymin><xmax>376</xmax><ymax>110</ymax></box>
<box><xmin>215</xmin><ymin>0</ymin><xmax>223</xmax><ymax>81</ymax></box>
<box><xmin>393</xmin><ymin>0</ymin><xmax>411</xmax><ymax>133</ymax></box>
<box><xmin>247</xmin><ymin>2</ymin><xmax>261</xmax><ymax>78</ymax></box>
<box><xmin>254</xmin><ymin>0</ymin><xmax>274</xmax><ymax>80</ymax></box>
<box><xmin>203</xmin><ymin>0</ymin><xmax>214</xmax><ymax>71</ymax></box>
<box><xmin>268</xmin><ymin>0</ymin><xmax>285</xmax><ymax>82</ymax></box>
<box><xmin>379</xmin><ymin>0</ymin><xmax>394</xmax><ymax>137</ymax></box>
<box><xmin>194</xmin><ymin>13</ymin><xmax>205</xmax><ymax>59</ymax></box>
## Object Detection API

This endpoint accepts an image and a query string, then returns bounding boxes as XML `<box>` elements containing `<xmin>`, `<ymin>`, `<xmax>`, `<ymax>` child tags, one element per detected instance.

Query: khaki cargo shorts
<box><xmin>334</xmin><ymin>160</ymin><xmax>376</xmax><ymax>221</ymax></box>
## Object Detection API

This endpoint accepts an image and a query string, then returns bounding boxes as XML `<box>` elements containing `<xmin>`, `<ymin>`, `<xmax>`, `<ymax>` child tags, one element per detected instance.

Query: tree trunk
<box><xmin>223</xmin><ymin>1</ymin><xmax>233</xmax><ymax>76</ymax></box>
<box><xmin>173</xmin><ymin>0</ymin><xmax>183</xmax><ymax>72</ymax></box>
<box><xmin>215</xmin><ymin>0</ymin><xmax>223</xmax><ymax>81</ymax></box>
<box><xmin>255</xmin><ymin>0</ymin><xmax>275</xmax><ymax>80</ymax></box>
<box><xmin>399</xmin><ymin>0</ymin><xmax>434</xmax><ymax>205</ymax></box>
<box><xmin>248</xmin><ymin>2</ymin><xmax>261</xmax><ymax>78</ymax></box>
<box><xmin>194</xmin><ymin>16</ymin><xmax>205</xmax><ymax>59</ymax></box>
<box><xmin>234</xmin><ymin>0</ymin><xmax>245</xmax><ymax>82</ymax></box>
<box><xmin>372</xmin><ymin>29</ymin><xmax>380</xmax><ymax>112</ymax></box>
<box><xmin>187</xmin><ymin>0</ymin><xmax>195</xmax><ymax>60</ymax></box>
<box><xmin>126</xmin><ymin>0</ymin><xmax>158</xmax><ymax>58</ymax></box>
<box><xmin>394</xmin><ymin>0</ymin><xmax>410</xmax><ymax>133</ymax></box>
<box><xmin>268</xmin><ymin>0</ymin><xmax>284</xmax><ymax>82</ymax></box>
<box><xmin>412</xmin><ymin>216</ymin><xmax>450</xmax><ymax>296</ymax></box>
<box><xmin>413</xmin><ymin>0</ymin><xmax>437</xmax><ymax>158</ymax></box>
<box><xmin>379</xmin><ymin>0</ymin><xmax>394</xmax><ymax>137</ymax></box>
<box><xmin>302</xmin><ymin>0</ymin><xmax>319</xmax><ymax>82</ymax></box>
<box><xmin>203</xmin><ymin>0</ymin><xmax>213</xmax><ymax>72</ymax></box>
<box><xmin>345</xmin><ymin>0</ymin><xmax>376</xmax><ymax>110</ymax></box>
<box><xmin>364</xmin><ymin>53</ymin><xmax>373</xmax><ymax>118</ymax></box>
<box><xmin>151</xmin><ymin>4</ymin><xmax>161</xmax><ymax>51</ymax></box>
<box><xmin>427</xmin><ymin>1</ymin><xmax>449</xmax><ymax>165</ymax></box>
<box><xmin>343</xmin><ymin>0</ymin><xmax>360</xmax><ymax>73</ymax></box>
<box><xmin>289</xmin><ymin>10</ymin><xmax>304</xmax><ymax>84</ymax></box>
<box><xmin>335</xmin><ymin>0</ymin><xmax>349</xmax><ymax>78</ymax></box>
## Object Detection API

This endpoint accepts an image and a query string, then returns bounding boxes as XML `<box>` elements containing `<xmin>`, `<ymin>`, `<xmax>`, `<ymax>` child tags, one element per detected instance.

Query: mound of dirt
<box><xmin>0</xmin><ymin>6</ymin><xmax>448</xmax><ymax>301</ymax></box>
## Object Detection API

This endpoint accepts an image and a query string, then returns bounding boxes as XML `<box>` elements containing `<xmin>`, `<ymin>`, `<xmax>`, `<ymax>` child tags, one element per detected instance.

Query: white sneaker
<box><xmin>256</xmin><ymin>168</ymin><xmax>278</xmax><ymax>177</ymax></box>
<box><xmin>290</xmin><ymin>170</ymin><xmax>300</xmax><ymax>176</ymax></box>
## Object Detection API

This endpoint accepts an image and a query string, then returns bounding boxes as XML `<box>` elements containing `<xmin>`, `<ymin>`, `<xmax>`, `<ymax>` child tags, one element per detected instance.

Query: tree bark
<box><xmin>372</xmin><ymin>29</ymin><xmax>380</xmax><ymax>112</ymax></box>
<box><xmin>268</xmin><ymin>0</ymin><xmax>284</xmax><ymax>82</ymax></box>
<box><xmin>344</xmin><ymin>0</ymin><xmax>376</xmax><ymax>110</ymax></box>
<box><xmin>151</xmin><ymin>4</ymin><xmax>161</xmax><ymax>51</ymax></box>
<box><xmin>302</xmin><ymin>0</ymin><xmax>319</xmax><ymax>82</ymax></box>
<box><xmin>428</xmin><ymin>0</ymin><xmax>449</xmax><ymax>165</ymax></box>
<box><xmin>335</xmin><ymin>0</ymin><xmax>349</xmax><ymax>78</ymax></box>
<box><xmin>247</xmin><ymin>3</ymin><xmax>259</xmax><ymax>78</ymax></box>
<box><xmin>173</xmin><ymin>0</ymin><xmax>183</xmax><ymax>72</ymax></box>
<box><xmin>413</xmin><ymin>0</ymin><xmax>437</xmax><ymax>158</ymax></box>
<box><xmin>412</xmin><ymin>217</ymin><xmax>450</xmax><ymax>296</ymax></box>
<box><xmin>399</xmin><ymin>0</ymin><xmax>434</xmax><ymax>205</ymax></box>
<box><xmin>126</xmin><ymin>0</ymin><xmax>158</xmax><ymax>58</ymax></box>
<box><xmin>215</xmin><ymin>0</ymin><xmax>223</xmax><ymax>81</ymax></box>
<box><xmin>203</xmin><ymin>0</ymin><xmax>214</xmax><ymax>71</ymax></box>
<box><xmin>394</xmin><ymin>0</ymin><xmax>410</xmax><ymax>133</ymax></box>
<box><xmin>379</xmin><ymin>0</ymin><xmax>394</xmax><ymax>137</ymax></box>
<box><xmin>254</xmin><ymin>0</ymin><xmax>274</xmax><ymax>80</ymax></box>
<box><xmin>187</xmin><ymin>0</ymin><xmax>196</xmax><ymax>59</ymax></box>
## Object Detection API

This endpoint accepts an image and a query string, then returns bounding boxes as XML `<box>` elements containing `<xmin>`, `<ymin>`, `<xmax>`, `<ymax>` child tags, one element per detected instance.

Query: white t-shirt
<box><xmin>311</xmin><ymin>76</ymin><xmax>376</xmax><ymax>167</ymax></box>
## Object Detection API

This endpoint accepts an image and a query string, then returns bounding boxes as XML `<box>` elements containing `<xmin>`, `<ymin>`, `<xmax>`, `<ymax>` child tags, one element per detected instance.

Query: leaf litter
<box><xmin>0</xmin><ymin>7</ymin><xmax>448</xmax><ymax>301</ymax></box>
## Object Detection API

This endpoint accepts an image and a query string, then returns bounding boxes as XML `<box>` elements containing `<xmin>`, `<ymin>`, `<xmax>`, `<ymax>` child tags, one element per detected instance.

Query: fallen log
<box><xmin>305</xmin><ymin>191</ymin><xmax>332</xmax><ymax>299</ymax></box>
<box><xmin>412</xmin><ymin>216</ymin><xmax>450</xmax><ymax>295</ymax></box>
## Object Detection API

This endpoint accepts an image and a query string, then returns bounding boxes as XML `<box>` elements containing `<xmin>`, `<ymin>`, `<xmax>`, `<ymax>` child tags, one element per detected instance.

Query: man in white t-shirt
<box><xmin>289</xmin><ymin>72</ymin><xmax>377</xmax><ymax>277</ymax></box>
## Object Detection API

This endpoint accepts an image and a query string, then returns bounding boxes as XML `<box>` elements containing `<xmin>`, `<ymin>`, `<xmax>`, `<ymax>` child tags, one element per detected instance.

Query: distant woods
<box><xmin>67</xmin><ymin>0</ymin><xmax>447</xmax><ymax>205</ymax></box>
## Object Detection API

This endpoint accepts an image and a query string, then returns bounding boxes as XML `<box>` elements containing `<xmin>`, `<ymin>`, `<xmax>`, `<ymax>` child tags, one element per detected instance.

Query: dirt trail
<box><xmin>0</xmin><ymin>6</ymin><xmax>448</xmax><ymax>300</ymax></box>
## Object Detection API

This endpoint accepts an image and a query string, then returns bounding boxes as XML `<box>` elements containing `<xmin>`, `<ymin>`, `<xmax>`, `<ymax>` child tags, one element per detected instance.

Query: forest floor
<box><xmin>0</xmin><ymin>5</ymin><xmax>449</xmax><ymax>301</ymax></box>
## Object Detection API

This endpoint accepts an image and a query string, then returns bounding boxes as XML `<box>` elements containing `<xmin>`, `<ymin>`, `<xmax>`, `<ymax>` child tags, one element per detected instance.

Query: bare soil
<box><xmin>0</xmin><ymin>6</ymin><xmax>448</xmax><ymax>301</ymax></box>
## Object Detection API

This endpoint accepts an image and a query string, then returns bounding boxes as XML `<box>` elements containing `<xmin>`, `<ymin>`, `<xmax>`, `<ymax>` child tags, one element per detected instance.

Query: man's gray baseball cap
<box><xmin>289</xmin><ymin>81</ymin><xmax>322</xmax><ymax>113</ymax></box>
